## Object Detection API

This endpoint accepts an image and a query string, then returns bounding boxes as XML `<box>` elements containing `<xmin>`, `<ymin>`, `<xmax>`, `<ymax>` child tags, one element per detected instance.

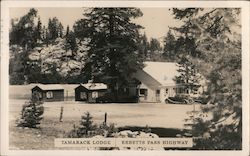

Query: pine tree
<box><xmin>9</xmin><ymin>8</ymin><xmax>37</xmax><ymax>48</ymax></box>
<box><xmin>148</xmin><ymin>38</ymin><xmax>163</xmax><ymax>61</ymax></box>
<box><xmin>163</xmin><ymin>30</ymin><xmax>177</xmax><ymax>61</ymax></box>
<box><xmin>78</xmin><ymin>112</ymin><xmax>94</xmax><ymax>137</ymax></box>
<box><xmin>66</xmin><ymin>25</ymin><xmax>70</xmax><ymax>37</ymax></box>
<box><xmin>171</xmin><ymin>8</ymin><xmax>241</xmax><ymax>149</ymax></box>
<box><xmin>65</xmin><ymin>30</ymin><xmax>78</xmax><ymax>55</ymax></box>
<box><xmin>74</xmin><ymin>8</ymin><xmax>144</xmax><ymax>99</ymax></box>
<box><xmin>35</xmin><ymin>17</ymin><xmax>42</xmax><ymax>43</ymax></box>
<box><xmin>58</xmin><ymin>23</ymin><xmax>64</xmax><ymax>38</ymax></box>
<box><xmin>9</xmin><ymin>8</ymin><xmax>38</xmax><ymax>84</ymax></box>
<box><xmin>47</xmin><ymin>17</ymin><xmax>63</xmax><ymax>40</ymax></box>
<box><xmin>16</xmin><ymin>92</ymin><xmax>44</xmax><ymax>128</ymax></box>
<box><xmin>138</xmin><ymin>32</ymin><xmax>149</xmax><ymax>60</ymax></box>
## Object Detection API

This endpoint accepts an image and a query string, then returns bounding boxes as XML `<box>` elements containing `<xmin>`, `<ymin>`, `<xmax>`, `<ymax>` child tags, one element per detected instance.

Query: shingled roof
<box><xmin>34</xmin><ymin>84</ymin><xmax>64</xmax><ymax>90</ymax></box>
<box><xmin>81</xmin><ymin>83</ymin><xmax>108</xmax><ymax>90</ymax></box>
<box><xmin>133</xmin><ymin>61</ymin><xmax>180</xmax><ymax>88</ymax></box>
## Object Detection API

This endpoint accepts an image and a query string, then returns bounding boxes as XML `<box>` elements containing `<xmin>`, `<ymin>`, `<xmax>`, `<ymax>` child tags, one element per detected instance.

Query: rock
<box><xmin>176</xmin><ymin>134</ymin><xmax>182</xmax><ymax>137</ymax></box>
<box><xmin>118</xmin><ymin>130</ymin><xmax>133</xmax><ymax>138</ymax></box>
<box><xmin>24</xmin><ymin>127</ymin><xmax>29</xmax><ymax>130</ymax></box>
<box><xmin>203</xmin><ymin>132</ymin><xmax>211</xmax><ymax>139</ymax></box>
<box><xmin>184</xmin><ymin>132</ymin><xmax>192</xmax><ymax>137</ymax></box>
<box><xmin>147</xmin><ymin>133</ymin><xmax>159</xmax><ymax>138</ymax></box>
<box><xmin>92</xmin><ymin>135</ymin><xmax>104</xmax><ymax>138</ymax></box>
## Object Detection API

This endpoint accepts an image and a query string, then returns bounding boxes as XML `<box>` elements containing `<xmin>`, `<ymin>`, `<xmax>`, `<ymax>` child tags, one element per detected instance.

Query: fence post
<box><xmin>59</xmin><ymin>106</ymin><xmax>64</xmax><ymax>122</ymax></box>
<box><xmin>104</xmin><ymin>112</ymin><xmax>107</xmax><ymax>125</ymax></box>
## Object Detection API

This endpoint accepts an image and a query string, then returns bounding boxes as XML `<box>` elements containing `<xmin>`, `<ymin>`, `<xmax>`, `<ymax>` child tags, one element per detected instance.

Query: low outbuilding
<box><xmin>31</xmin><ymin>84</ymin><xmax>64</xmax><ymax>102</ymax></box>
<box><xmin>75</xmin><ymin>83</ymin><xmax>108</xmax><ymax>103</ymax></box>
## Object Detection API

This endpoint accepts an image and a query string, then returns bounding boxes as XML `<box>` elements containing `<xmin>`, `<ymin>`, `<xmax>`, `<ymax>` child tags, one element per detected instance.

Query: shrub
<box><xmin>67</xmin><ymin>112</ymin><xmax>96</xmax><ymax>138</ymax></box>
<box><xmin>16</xmin><ymin>92</ymin><xmax>44</xmax><ymax>128</ymax></box>
<box><xmin>95</xmin><ymin>123</ymin><xmax>118</xmax><ymax>137</ymax></box>
<box><xmin>67</xmin><ymin>112</ymin><xmax>118</xmax><ymax>138</ymax></box>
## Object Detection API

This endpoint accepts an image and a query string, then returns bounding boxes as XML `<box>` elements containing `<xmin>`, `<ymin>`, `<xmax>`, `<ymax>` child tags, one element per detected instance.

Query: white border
<box><xmin>1</xmin><ymin>1</ymin><xmax>249</xmax><ymax>156</ymax></box>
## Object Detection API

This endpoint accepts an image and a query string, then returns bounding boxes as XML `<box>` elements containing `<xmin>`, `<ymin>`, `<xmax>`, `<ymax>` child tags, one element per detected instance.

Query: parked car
<box><xmin>165</xmin><ymin>94</ymin><xmax>193</xmax><ymax>104</ymax></box>
<box><xmin>165</xmin><ymin>93</ymin><xmax>210</xmax><ymax>105</ymax></box>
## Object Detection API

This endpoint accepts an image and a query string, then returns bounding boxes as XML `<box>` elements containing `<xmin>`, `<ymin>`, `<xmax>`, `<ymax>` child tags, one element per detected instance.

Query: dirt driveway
<box><xmin>10</xmin><ymin>99</ymin><xmax>199</xmax><ymax>129</ymax></box>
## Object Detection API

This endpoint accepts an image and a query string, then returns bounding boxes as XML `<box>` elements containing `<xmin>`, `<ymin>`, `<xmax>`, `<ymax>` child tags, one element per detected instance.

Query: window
<box><xmin>46</xmin><ymin>91</ymin><xmax>53</xmax><ymax>99</ymax></box>
<box><xmin>80</xmin><ymin>92</ymin><xmax>87</xmax><ymax>99</ymax></box>
<box><xmin>38</xmin><ymin>92</ymin><xmax>42</xmax><ymax>98</ymax></box>
<box><xmin>139</xmin><ymin>89</ymin><xmax>148</xmax><ymax>96</ymax></box>
<box><xmin>166</xmin><ymin>88</ymin><xmax>169</xmax><ymax>94</ymax></box>
<box><xmin>92</xmin><ymin>91</ymin><xmax>98</xmax><ymax>98</ymax></box>
<box><xmin>156</xmin><ymin>90</ymin><xmax>160</xmax><ymax>95</ymax></box>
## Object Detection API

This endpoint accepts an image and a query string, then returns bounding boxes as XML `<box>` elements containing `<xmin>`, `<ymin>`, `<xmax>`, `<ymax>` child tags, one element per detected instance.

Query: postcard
<box><xmin>1</xmin><ymin>1</ymin><xmax>249</xmax><ymax>156</ymax></box>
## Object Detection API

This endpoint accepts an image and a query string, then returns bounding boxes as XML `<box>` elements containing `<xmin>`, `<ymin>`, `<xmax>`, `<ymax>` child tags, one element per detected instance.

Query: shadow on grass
<box><xmin>118</xmin><ymin>126</ymin><xmax>191</xmax><ymax>137</ymax></box>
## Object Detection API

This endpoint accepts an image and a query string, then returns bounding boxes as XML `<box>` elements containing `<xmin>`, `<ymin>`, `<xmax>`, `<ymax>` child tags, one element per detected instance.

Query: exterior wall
<box><xmin>32</xmin><ymin>87</ymin><xmax>64</xmax><ymax>102</ymax></box>
<box><xmin>138</xmin><ymin>84</ymin><xmax>181</xmax><ymax>103</ymax></box>
<box><xmin>75</xmin><ymin>86</ymin><xmax>88</xmax><ymax>101</ymax></box>
<box><xmin>42</xmin><ymin>90</ymin><xmax>64</xmax><ymax>102</ymax></box>
<box><xmin>75</xmin><ymin>85</ymin><xmax>107</xmax><ymax>103</ymax></box>
<box><xmin>87</xmin><ymin>90</ymin><xmax>106</xmax><ymax>103</ymax></box>
<box><xmin>139</xmin><ymin>86</ymin><xmax>159</xmax><ymax>103</ymax></box>
<box><xmin>160</xmin><ymin>86</ymin><xmax>176</xmax><ymax>103</ymax></box>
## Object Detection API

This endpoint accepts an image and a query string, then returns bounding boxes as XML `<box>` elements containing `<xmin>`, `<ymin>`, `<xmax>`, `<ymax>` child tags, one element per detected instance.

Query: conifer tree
<box><xmin>163</xmin><ymin>30</ymin><xmax>177</xmax><ymax>61</ymax></box>
<box><xmin>35</xmin><ymin>17</ymin><xmax>42</xmax><ymax>43</ymax></box>
<box><xmin>17</xmin><ymin>92</ymin><xmax>44</xmax><ymax>128</ymax></box>
<box><xmin>74</xmin><ymin>8</ymin><xmax>144</xmax><ymax>99</ymax></box>
<box><xmin>171</xmin><ymin>8</ymin><xmax>241</xmax><ymax>149</ymax></box>
<box><xmin>78</xmin><ymin>112</ymin><xmax>94</xmax><ymax>136</ymax></box>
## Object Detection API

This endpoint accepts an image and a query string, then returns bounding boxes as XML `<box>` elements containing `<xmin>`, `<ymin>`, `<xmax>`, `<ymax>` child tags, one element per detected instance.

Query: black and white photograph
<box><xmin>0</xmin><ymin>1</ymin><xmax>249</xmax><ymax>156</ymax></box>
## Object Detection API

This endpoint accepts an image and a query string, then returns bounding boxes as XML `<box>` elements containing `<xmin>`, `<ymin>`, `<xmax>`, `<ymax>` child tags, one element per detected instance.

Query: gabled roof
<box><xmin>134</xmin><ymin>61</ymin><xmax>179</xmax><ymax>88</ymax></box>
<box><xmin>80</xmin><ymin>83</ymin><xmax>108</xmax><ymax>90</ymax></box>
<box><xmin>33</xmin><ymin>84</ymin><xmax>64</xmax><ymax>90</ymax></box>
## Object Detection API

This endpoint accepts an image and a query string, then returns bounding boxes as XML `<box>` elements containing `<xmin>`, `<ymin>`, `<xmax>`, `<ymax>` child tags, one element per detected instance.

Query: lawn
<box><xmin>9</xmin><ymin>99</ymin><xmax>198</xmax><ymax>150</ymax></box>
<box><xmin>9</xmin><ymin>85</ymin><xmax>199</xmax><ymax>150</ymax></box>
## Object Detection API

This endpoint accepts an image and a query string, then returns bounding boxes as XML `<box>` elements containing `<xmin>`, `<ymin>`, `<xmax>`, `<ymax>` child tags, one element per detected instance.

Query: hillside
<box><xmin>10</xmin><ymin>37</ymin><xmax>88</xmax><ymax>78</ymax></box>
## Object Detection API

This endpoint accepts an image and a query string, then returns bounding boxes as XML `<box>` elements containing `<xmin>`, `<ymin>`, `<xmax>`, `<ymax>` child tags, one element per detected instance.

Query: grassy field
<box><xmin>9</xmin><ymin>100</ymin><xmax>197</xmax><ymax>149</ymax></box>
<box><xmin>9</xmin><ymin>85</ymin><xmax>198</xmax><ymax>150</ymax></box>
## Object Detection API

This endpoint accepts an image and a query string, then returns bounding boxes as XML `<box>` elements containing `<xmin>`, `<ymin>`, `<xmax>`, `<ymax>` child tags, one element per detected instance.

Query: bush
<box><xmin>16</xmin><ymin>92</ymin><xmax>44</xmax><ymax>128</ymax></box>
<box><xmin>67</xmin><ymin>112</ymin><xmax>118</xmax><ymax>138</ymax></box>
<box><xmin>78</xmin><ymin>111</ymin><xmax>96</xmax><ymax>137</ymax></box>
<box><xmin>95</xmin><ymin>123</ymin><xmax>118</xmax><ymax>137</ymax></box>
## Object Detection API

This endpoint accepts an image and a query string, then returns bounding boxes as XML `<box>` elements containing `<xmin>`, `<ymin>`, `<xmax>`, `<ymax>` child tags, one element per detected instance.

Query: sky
<box><xmin>10</xmin><ymin>8</ymin><xmax>182</xmax><ymax>41</ymax></box>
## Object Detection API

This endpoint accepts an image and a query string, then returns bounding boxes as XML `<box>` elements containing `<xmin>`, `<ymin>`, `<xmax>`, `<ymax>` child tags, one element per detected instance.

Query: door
<box><xmin>156</xmin><ymin>90</ymin><xmax>160</xmax><ymax>102</ymax></box>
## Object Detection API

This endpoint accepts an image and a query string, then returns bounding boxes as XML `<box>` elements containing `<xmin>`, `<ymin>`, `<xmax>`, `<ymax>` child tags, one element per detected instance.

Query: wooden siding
<box><xmin>32</xmin><ymin>87</ymin><xmax>64</xmax><ymax>102</ymax></box>
<box><xmin>75</xmin><ymin>85</ymin><xmax>107</xmax><ymax>102</ymax></box>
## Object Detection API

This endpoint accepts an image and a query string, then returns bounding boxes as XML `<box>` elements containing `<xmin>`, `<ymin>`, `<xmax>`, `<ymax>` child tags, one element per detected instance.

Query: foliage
<box><xmin>174</xmin><ymin>57</ymin><xmax>202</xmax><ymax>94</ymax></box>
<box><xmin>47</xmin><ymin>17</ymin><xmax>64</xmax><ymax>40</ymax></box>
<box><xmin>16</xmin><ymin>92</ymin><xmax>44</xmax><ymax>128</ymax></box>
<box><xmin>76</xmin><ymin>112</ymin><xmax>95</xmax><ymax>137</ymax></box>
<box><xmin>9</xmin><ymin>8</ymin><xmax>38</xmax><ymax>48</ymax></box>
<box><xmin>147</xmin><ymin>38</ymin><xmax>164</xmax><ymax>61</ymax></box>
<box><xmin>67</xmin><ymin>112</ymin><xmax>118</xmax><ymax>138</ymax></box>
<box><xmin>171</xmin><ymin>8</ymin><xmax>241</xmax><ymax>149</ymax></box>
<box><xmin>73</xmin><ymin>8</ymin><xmax>144</xmax><ymax>97</ymax></box>
<box><xmin>95</xmin><ymin>123</ymin><xmax>118</xmax><ymax>137</ymax></box>
<box><xmin>163</xmin><ymin>30</ymin><xmax>177</xmax><ymax>61</ymax></box>
<box><xmin>65</xmin><ymin>30</ymin><xmax>78</xmax><ymax>54</ymax></box>
<box><xmin>138</xmin><ymin>33</ymin><xmax>149</xmax><ymax>60</ymax></box>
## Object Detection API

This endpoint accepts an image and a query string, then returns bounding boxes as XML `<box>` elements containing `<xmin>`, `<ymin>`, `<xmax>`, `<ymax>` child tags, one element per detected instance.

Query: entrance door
<box><xmin>156</xmin><ymin>90</ymin><xmax>160</xmax><ymax>102</ymax></box>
